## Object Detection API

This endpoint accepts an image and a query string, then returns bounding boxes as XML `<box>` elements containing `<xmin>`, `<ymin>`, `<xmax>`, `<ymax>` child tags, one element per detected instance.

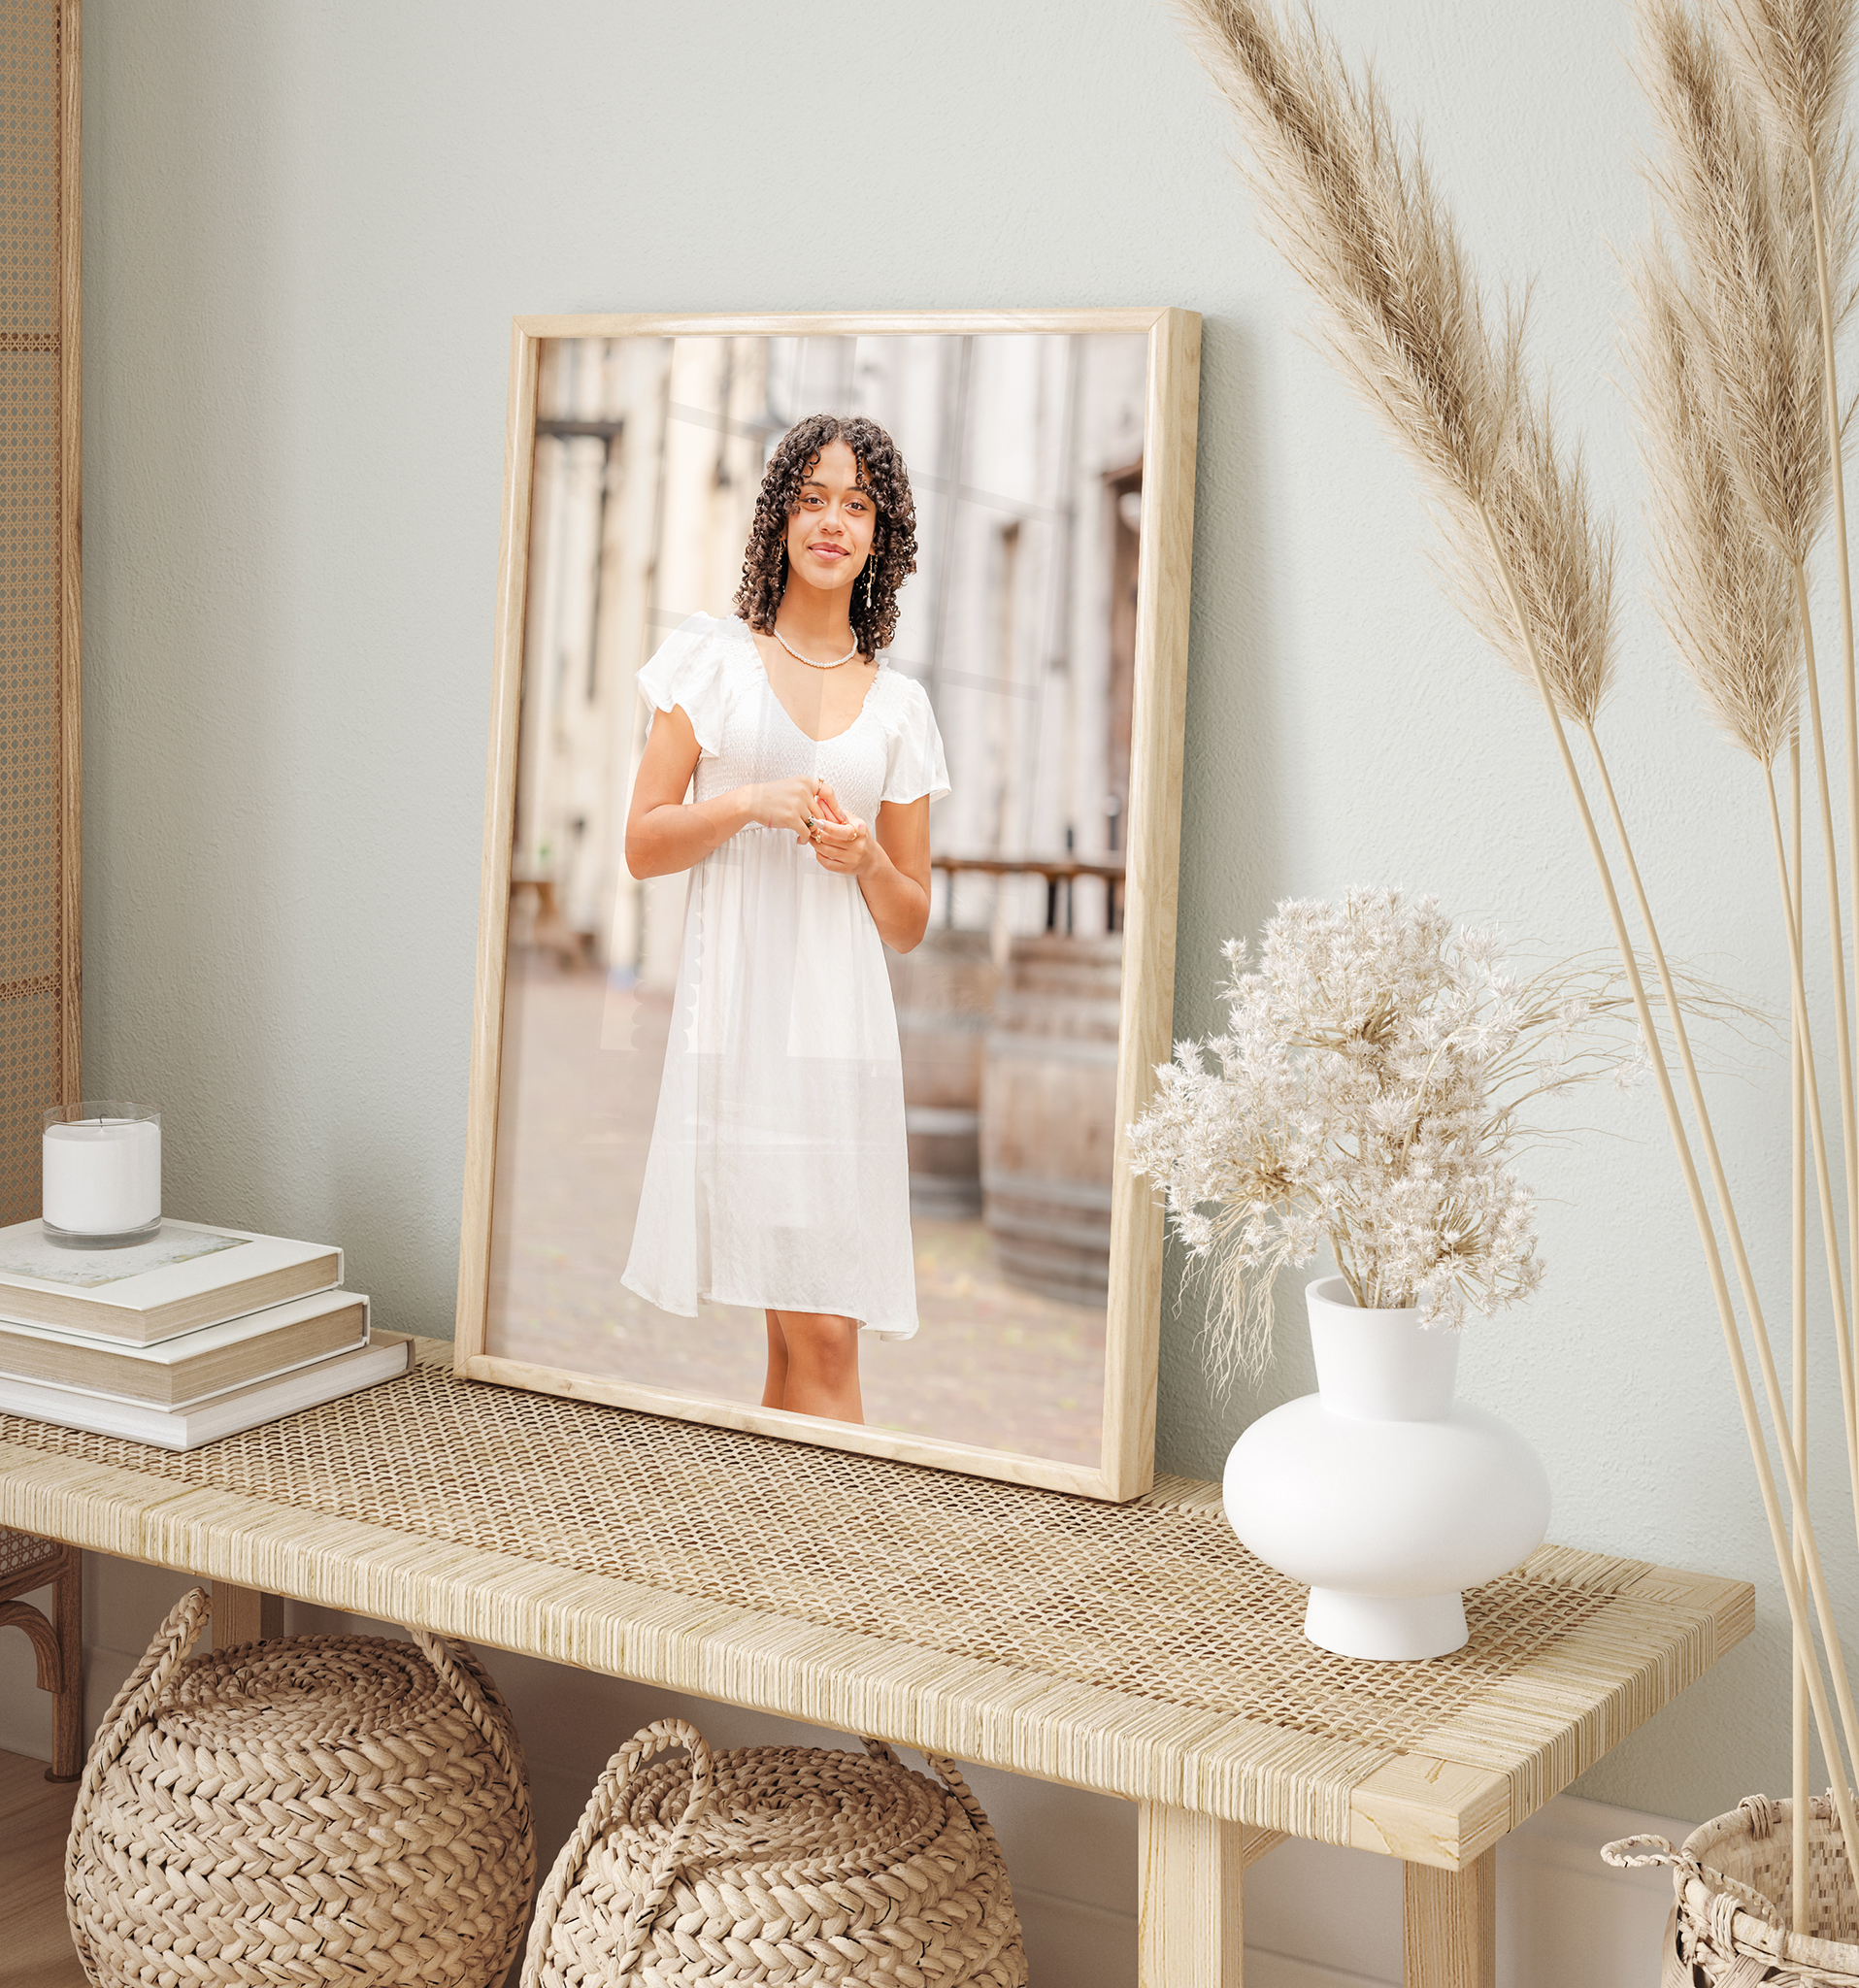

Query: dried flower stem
<box><xmin>1480</xmin><ymin>495</ymin><xmax>1859</xmax><ymax>1828</ymax></box>
<box><xmin>1579</xmin><ymin>733</ymin><xmax>1859</xmax><ymax>1811</ymax></box>
<box><xmin>1792</xmin><ymin>562</ymin><xmax>1859</xmax><ymax>1544</ymax></box>
<box><xmin>1178</xmin><ymin>0</ymin><xmax>1859</xmax><ymax>1830</ymax></box>
<box><xmin>1762</xmin><ymin>748</ymin><xmax>1859</xmax><ymax>1544</ymax></box>
<box><xmin>1807</xmin><ymin>155</ymin><xmax>1859</xmax><ymax>1529</ymax></box>
<box><xmin>1805</xmin><ymin>151</ymin><xmax>1859</xmax><ymax>1337</ymax></box>
<box><xmin>1792</xmin><ymin>736</ymin><xmax>1809</xmax><ymax>1932</ymax></box>
<box><xmin>1721</xmin><ymin>4</ymin><xmax>1856</xmax><ymax>1877</ymax></box>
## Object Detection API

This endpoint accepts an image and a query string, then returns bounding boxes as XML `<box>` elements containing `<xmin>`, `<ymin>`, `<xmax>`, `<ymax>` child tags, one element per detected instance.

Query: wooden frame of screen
<box><xmin>452</xmin><ymin>308</ymin><xmax>1199</xmax><ymax>1502</ymax></box>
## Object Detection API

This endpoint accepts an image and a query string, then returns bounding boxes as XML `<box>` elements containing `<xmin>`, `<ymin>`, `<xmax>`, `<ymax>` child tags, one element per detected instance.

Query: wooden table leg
<box><xmin>210</xmin><ymin>1580</ymin><xmax>267</xmax><ymax>1651</ymax></box>
<box><xmin>1138</xmin><ymin>1802</ymin><xmax>1246</xmax><ymax>1987</ymax></box>
<box><xmin>50</xmin><ymin>1545</ymin><xmax>82</xmax><ymax>1779</ymax></box>
<box><xmin>1404</xmin><ymin>1848</ymin><xmax>1496</xmax><ymax>1988</ymax></box>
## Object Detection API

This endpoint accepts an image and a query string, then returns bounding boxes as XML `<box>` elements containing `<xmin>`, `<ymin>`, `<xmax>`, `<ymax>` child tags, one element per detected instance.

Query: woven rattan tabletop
<box><xmin>0</xmin><ymin>1338</ymin><xmax>1749</xmax><ymax>1871</ymax></box>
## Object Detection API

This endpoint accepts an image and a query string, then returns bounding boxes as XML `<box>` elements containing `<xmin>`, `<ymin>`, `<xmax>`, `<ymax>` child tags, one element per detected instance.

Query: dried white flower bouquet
<box><xmin>1131</xmin><ymin>888</ymin><xmax>1652</xmax><ymax>1383</ymax></box>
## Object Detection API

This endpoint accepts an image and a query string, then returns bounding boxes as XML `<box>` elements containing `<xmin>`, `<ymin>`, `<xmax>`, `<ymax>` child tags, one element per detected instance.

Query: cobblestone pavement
<box><xmin>486</xmin><ymin>957</ymin><xmax>1106</xmax><ymax>1465</ymax></box>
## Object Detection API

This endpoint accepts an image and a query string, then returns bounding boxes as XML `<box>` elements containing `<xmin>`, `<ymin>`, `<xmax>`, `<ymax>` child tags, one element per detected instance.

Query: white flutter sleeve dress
<box><xmin>620</xmin><ymin>613</ymin><xmax>949</xmax><ymax>1341</ymax></box>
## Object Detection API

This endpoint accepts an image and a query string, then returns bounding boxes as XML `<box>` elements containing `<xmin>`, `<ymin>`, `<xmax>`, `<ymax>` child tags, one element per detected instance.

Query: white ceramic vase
<box><xmin>1222</xmin><ymin>1276</ymin><xmax>1551</xmax><ymax>1661</ymax></box>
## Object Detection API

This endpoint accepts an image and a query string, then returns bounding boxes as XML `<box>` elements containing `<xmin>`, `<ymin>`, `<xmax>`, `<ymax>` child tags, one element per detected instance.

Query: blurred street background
<box><xmin>487</xmin><ymin>331</ymin><xmax>1147</xmax><ymax>1466</ymax></box>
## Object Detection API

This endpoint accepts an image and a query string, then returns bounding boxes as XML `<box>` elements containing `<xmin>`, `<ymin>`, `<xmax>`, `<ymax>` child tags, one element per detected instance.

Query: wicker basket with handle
<box><xmin>65</xmin><ymin>1586</ymin><xmax>535</xmax><ymax>1988</ymax></box>
<box><xmin>1606</xmin><ymin>1794</ymin><xmax>1859</xmax><ymax>1983</ymax></box>
<box><xmin>523</xmin><ymin>1715</ymin><xmax>1028</xmax><ymax>1986</ymax></box>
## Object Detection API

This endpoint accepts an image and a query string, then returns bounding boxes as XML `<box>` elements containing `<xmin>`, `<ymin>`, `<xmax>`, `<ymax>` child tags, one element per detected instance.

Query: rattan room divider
<box><xmin>0</xmin><ymin>0</ymin><xmax>81</xmax><ymax>1219</ymax></box>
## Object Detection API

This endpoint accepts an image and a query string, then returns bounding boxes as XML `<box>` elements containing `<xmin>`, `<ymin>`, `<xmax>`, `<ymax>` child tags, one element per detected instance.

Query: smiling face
<box><xmin>782</xmin><ymin>440</ymin><xmax>878</xmax><ymax>596</ymax></box>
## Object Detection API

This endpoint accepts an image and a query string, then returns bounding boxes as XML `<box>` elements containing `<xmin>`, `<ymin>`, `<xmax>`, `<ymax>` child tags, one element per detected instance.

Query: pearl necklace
<box><xmin>773</xmin><ymin>626</ymin><xmax>859</xmax><ymax>670</ymax></box>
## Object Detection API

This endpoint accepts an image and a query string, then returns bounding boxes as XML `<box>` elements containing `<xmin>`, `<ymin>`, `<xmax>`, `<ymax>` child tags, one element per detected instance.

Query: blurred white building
<box><xmin>512</xmin><ymin>331</ymin><xmax>1148</xmax><ymax>990</ymax></box>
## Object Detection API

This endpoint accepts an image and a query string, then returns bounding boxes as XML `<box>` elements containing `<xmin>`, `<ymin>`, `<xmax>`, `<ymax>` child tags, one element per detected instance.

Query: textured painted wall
<box><xmin>78</xmin><ymin>0</ymin><xmax>1842</xmax><ymax>1822</ymax></box>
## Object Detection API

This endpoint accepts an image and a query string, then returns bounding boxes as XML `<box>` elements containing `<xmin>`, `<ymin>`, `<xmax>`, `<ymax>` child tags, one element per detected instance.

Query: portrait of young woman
<box><xmin>621</xmin><ymin>414</ymin><xmax>944</xmax><ymax>1425</ymax></box>
<box><xmin>455</xmin><ymin>311</ymin><xmax>1200</xmax><ymax>1500</ymax></box>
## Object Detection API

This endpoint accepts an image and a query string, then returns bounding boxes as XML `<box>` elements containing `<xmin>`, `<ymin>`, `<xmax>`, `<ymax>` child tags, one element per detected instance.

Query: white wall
<box><xmin>55</xmin><ymin>0</ymin><xmax>1849</xmax><ymax>1924</ymax></box>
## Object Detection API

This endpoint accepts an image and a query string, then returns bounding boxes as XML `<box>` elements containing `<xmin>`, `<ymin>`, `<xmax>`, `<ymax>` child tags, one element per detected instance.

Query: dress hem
<box><xmin>618</xmin><ymin>1268</ymin><xmax>918</xmax><ymax>1341</ymax></box>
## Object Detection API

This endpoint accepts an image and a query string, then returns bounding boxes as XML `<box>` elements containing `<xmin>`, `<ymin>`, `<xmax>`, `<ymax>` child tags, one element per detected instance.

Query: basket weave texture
<box><xmin>1606</xmin><ymin>1794</ymin><xmax>1859</xmax><ymax>1984</ymax></box>
<box><xmin>523</xmin><ymin>1717</ymin><xmax>1028</xmax><ymax>1986</ymax></box>
<box><xmin>65</xmin><ymin>1587</ymin><xmax>535</xmax><ymax>1988</ymax></box>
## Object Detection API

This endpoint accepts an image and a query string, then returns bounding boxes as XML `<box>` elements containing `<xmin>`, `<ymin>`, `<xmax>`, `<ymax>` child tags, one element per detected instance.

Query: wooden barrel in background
<box><xmin>980</xmin><ymin>934</ymin><xmax>1123</xmax><ymax>1305</ymax></box>
<box><xmin>886</xmin><ymin>929</ymin><xmax>1001</xmax><ymax>1220</ymax></box>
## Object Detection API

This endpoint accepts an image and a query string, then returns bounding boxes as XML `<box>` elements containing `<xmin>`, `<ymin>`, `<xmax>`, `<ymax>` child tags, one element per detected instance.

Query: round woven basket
<box><xmin>1606</xmin><ymin>1795</ymin><xmax>1859</xmax><ymax>1984</ymax></box>
<box><xmin>65</xmin><ymin>1586</ymin><xmax>535</xmax><ymax>1988</ymax></box>
<box><xmin>522</xmin><ymin>1716</ymin><xmax>1028</xmax><ymax>1986</ymax></box>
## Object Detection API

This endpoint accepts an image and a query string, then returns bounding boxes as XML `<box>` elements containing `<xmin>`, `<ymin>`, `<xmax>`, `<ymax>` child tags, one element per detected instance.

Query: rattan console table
<box><xmin>0</xmin><ymin>1338</ymin><xmax>1750</xmax><ymax>1988</ymax></box>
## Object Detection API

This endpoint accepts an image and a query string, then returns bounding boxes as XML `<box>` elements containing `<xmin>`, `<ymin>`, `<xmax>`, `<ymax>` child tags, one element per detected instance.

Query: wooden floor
<box><xmin>0</xmin><ymin>1749</ymin><xmax>83</xmax><ymax>1988</ymax></box>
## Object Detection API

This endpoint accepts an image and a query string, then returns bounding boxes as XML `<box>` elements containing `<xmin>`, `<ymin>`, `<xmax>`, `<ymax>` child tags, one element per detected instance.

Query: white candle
<box><xmin>43</xmin><ymin>1116</ymin><xmax>161</xmax><ymax>1234</ymax></box>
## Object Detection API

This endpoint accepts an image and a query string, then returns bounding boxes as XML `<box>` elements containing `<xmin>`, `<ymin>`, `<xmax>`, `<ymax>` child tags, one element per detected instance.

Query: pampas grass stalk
<box><xmin>1577</xmin><ymin>719</ymin><xmax>1859</xmax><ymax>1807</ymax></box>
<box><xmin>1724</xmin><ymin>0</ymin><xmax>1859</xmax><ymax>1298</ymax></box>
<box><xmin>1790</xmin><ymin>573</ymin><xmax>1859</xmax><ymax>1536</ymax></box>
<box><xmin>1641</xmin><ymin>0</ymin><xmax>1859</xmax><ymax>1552</ymax></box>
<box><xmin>1793</xmin><ymin>738</ymin><xmax>1810</xmax><ymax>1932</ymax></box>
<box><xmin>1642</xmin><ymin>0</ymin><xmax>1859</xmax><ymax>1561</ymax></box>
<box><xmin>1725</xmin><ymin>26</ymin><xmax>1859</xmax><ymax>1781</ymax></box>
<box><xmin>1176</xmin><ymin>0</ymin><xmax>1859</xmax><ymax>1839</ymax></box>
<box><xmin>1641</xmin><ymin>13</ymin><xmax>1859</xmax><ymax>1890</ymax></box>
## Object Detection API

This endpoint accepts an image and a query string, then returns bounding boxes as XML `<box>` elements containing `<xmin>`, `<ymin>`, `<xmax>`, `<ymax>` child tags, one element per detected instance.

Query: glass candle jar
<box><xmin>42</xmin><ymin>1103</ymin><xmax>162</xmax><ymax>1246</ymax></box>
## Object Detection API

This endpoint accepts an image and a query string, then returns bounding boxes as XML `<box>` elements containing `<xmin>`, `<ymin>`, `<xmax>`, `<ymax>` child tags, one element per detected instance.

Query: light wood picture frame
<box><xmin>453</xmin><ymin>308</ymin><xmax>1200</xmax><ymax>1500</ymax></box>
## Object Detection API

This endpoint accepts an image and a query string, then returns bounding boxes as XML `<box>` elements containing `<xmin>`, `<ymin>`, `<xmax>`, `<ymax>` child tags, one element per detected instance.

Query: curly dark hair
<box><xmin>733</xmin><ymin>414</ymin><xmax>919</xmax><ymax>656</ymax></box>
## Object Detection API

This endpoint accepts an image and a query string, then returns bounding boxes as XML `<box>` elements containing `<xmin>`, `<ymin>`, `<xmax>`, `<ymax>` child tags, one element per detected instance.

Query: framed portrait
<box><xmin>453</xmin><ymin>308</ymin><xmax>1200</xmax><ymax>1500</ymax></box>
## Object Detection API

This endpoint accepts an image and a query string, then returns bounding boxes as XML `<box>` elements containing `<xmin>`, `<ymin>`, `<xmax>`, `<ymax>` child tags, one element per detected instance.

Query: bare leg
<box><xmin>769</xmin><ymin>1309</ymin><xmax>863</xmax><ymax>1422</ymax></box>
<box><xmin>762</xmin><ymin>1309</ymin><xmax>789</xmax><ymax>1408</ymax></box>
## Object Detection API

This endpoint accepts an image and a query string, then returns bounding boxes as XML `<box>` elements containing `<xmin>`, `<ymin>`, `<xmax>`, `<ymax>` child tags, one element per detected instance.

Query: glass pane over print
<box><xmin>486</xmin><ymin>332</ymin><xmax>1148</xmax><ymax>1467</ymax></box>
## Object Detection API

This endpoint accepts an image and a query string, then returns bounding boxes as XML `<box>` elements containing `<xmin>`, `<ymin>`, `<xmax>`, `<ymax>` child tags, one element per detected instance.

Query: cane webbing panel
<box><xmin>0</xmin><ymin>1</ymin><xmax>58</xmax><ymax>337</ymax></box>
<box><xmin>0</xmin><ymin>1342</ymin><xmax>1751</xmax><ymax>1857</ymax></box>
<box><xmin>0</xmin><ymin>0</ymin><xmax>70</xmax><ymax>1229</ymax></box>
<box><xmin>0</xmin><ymin>1517</ymin><xmax>56</xmax><ymax>1578</ymax></box>
<box><xmin>0</xmin><ymin>978</ymin><xmax>57</xmax><ymax>1195</ymax></box>
<box><xmin>0</xmin><ymin>353</ymin><xmax>61</xmax><ymax>971</ymax></box>
<box><xmin>0</xmin><ymin>1352</ymin><xmax>1625</xmax><ymax>1750</ymax></box>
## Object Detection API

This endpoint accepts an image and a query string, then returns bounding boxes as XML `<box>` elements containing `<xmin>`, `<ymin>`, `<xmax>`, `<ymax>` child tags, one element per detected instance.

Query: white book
<box><xmin>0</xmin><ymin>1218</ymin><xmax>343</xmax><ymax>1344</ymax></box>
<box><xmin>0</xmin><ymin>1290</ymin><xmax>372</xmax><ymax>1408</ymax></box>
<box><xmin>0</xmin><ymin>1333</ymin><xmax>412</xmax><ymax>1451</ymax></box>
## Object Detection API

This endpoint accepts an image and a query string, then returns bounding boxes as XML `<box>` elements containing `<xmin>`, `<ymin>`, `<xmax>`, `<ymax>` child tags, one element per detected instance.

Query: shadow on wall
<box><xmin>1155</xmin><ymin>316</ymin><xmax>1297</xmax><ymax>1484</ymax></box>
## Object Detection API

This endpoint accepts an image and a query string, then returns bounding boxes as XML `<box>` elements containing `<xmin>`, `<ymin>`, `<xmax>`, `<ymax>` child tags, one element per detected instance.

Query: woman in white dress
<box><xmin>620</xmin><ymin>414</ymin><xmax>948</xmax><ymax>1425</ymax></box>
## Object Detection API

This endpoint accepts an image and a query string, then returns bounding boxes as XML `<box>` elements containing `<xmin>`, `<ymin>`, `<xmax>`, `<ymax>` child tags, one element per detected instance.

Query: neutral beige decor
<box><xmin>0</xmin><ymin>1342</ymin><xmax>1747</xmax><ymax>1861</ymax></box>
<box><xmin>1606</xmin><ymin>1795</ymin><xmax>1859</xmax><ymax>1982</ymax></box>
<box><xmin>454</xmin><ymin>307</ymin><xmax>1200</xmax><ymax>1503</ymax></box>
<box><xmin>0</xmin><ymin>1334</ymin><xmax>1753</xmax><ymax>1988</ymax></box>
<box><xmin>1174</xmin><ymin>0</ymin><xmax>1859</xmax><ymax>1928</ymax></box>
<box><xmin>523</xmin><ymin>1715</ymin><xmax>1025</xmax><ymax>1986</ymax></box>
<box><xmin>64</xmin><ymin>1583</ymin><xmax>535</xmax><ymax>1988</ymax></box>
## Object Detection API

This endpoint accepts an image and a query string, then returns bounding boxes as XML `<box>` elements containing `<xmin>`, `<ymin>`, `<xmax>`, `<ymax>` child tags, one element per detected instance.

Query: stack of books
<box><xmin>0</xmin><ymin>1217</ymin><xmax>409</xmax><ymax>1449</ymax></box>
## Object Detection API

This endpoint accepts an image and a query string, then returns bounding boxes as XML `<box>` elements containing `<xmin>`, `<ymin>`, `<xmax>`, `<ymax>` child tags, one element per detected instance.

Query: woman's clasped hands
<box><xmin>744</xmin><ymin>777</ymin><xmax>875</xmax><ymax>877</ymax></box>
<box><xmin>807</xmin><ymin>782</ymin><xmax>875</xmax><ymax>877</ymax></box>
<box><xmin>747</xmin><ymin>776</ymin><xmax>822</xmax><ymax>842</ymax></box>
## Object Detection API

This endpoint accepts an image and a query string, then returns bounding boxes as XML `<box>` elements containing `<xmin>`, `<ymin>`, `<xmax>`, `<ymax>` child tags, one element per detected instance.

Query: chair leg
<box><xmin>49</xmin><ymin>1547</ymin><xmax>82</xmax><ymax>1781</ymax></box>
<box><xmin>0</xmin><ymin>1550</ymin><xmax>81</xmax><ymax>1781</ymax></box>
